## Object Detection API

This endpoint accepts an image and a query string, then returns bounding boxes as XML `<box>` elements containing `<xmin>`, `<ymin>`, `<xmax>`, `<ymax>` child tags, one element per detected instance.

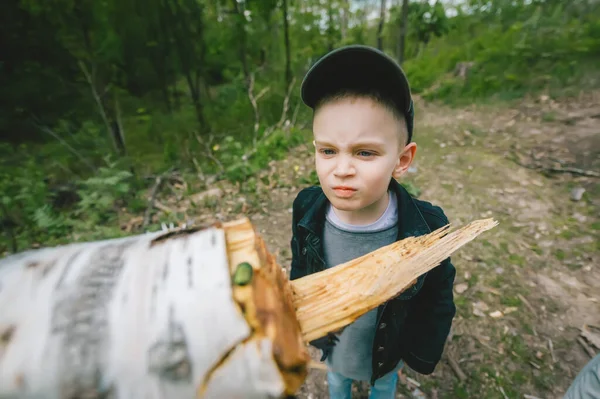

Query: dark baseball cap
<box><xmin>300</xmin><ymin>45</ymin><xmax>414</xmax><ymax>143</ymax></box>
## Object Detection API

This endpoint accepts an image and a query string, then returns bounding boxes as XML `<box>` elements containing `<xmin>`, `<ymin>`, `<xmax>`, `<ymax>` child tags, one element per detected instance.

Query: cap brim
<box><xmin>301</xmin><ymin>45</ymin><xmax>412</xmax><ymax>116</ymax></box>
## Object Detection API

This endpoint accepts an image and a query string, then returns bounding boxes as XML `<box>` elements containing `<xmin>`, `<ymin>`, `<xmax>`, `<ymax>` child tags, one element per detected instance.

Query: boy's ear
<box><xmin>392</xmin><ymin>142</ymin><xmax>417</xmax><ymax>179</ymax></box>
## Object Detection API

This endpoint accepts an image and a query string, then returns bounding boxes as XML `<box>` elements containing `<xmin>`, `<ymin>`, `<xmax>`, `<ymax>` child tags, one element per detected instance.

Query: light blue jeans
<box><xmin>326</xmin><ymin>363</ymin><xmax>402</xmax><ymax>399</ymax></box>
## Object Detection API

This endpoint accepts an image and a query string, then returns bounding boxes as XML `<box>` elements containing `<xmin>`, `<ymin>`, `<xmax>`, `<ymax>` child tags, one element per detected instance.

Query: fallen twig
<box><xmin>517</xmin><ymin>294</ymin><xmax>536</xmax><ymax>315</ymax></box>
<box><xmin>581</xmin><ymin>325</ymin><xmax>600</xmax><ymax>349</ymax></box>
<box><xmin>529</xmin><ymin>361</ymin><xmax>541</xmax><ymax>370</ymax></box>
<box><xmin>510</xmin><ymin>150</ymin><xmax>599</xmax><ymax>178</ymax></box>
<box><xmin>577</xmin><ymin>337</ymin><xmax>596</xmax><ymax>358</ymax></box>
<box><xmin>524</xmin><ymin>395</ymin><xmax>542</xmax><ymax>399</ymax></box>
<box><xmin>545</xmin><ymin>166</ymin><xmax>600</xmax><ymax>178</ymax></box>
<box><xmin>473</xmin><ymin>334</ymin><xmax>500</xmax><ymax>353</ymax></box>
<box><xmin>498</xmin><ymin>386</ymin><xmax>509</xmax><ymax>399</ymax></box>
<box><xmin>406</xmin><ymin>377</ymin><xmax>421</xmax><ymax>388</ymax></box>
<box><xmin>559</xmin><ymin>112</ymin><xmax>600</xmax><ymax>125</ymax></box>
<box><xmin>447</xmin><ymin>353</ymin><xmax>467</xmax><ymax>382</ymax></box>
<box><xmin>154</xmin><ymin>201</ymin><xmax>175</xmax><ymax>214</ymax></box>
<box><xmin>142</xmin><ymin>175</ymin><xmax>163</xmax><ymax>228</ymax></box>
<box><xmin>142</xmin><ymin>169</ymin><xmax>174</xmax><ymax>228</ymax></box>
<box><xmin>548</xmin><ymin>339</ymin><xmax>556</xmax><ymax>363</ymax></box>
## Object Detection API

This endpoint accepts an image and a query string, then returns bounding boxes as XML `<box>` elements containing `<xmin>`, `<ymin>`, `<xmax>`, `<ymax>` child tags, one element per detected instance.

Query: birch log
<box><xmin>0</xmin><ymin>216</ymin><xmax>497</xmax><ymax>398</ymax></box>
<box><xmin>0</xmin><ymin>218</ymin><xmax>308</xmax><ymax>399</ymax></box>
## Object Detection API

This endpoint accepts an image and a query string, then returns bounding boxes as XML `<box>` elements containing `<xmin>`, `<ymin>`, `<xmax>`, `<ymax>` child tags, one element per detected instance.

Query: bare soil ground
<box><xmin>170</xmin><ymin>91</ymin><xmax>600</xmax><ymax>398</ymax></box>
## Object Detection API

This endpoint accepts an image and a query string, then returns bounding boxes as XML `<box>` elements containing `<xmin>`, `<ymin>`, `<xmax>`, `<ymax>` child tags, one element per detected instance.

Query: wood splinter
<box><xmin>0</xmin><ymin>216</ymin><xmax>497</xmax><ymax>398</ymax></box>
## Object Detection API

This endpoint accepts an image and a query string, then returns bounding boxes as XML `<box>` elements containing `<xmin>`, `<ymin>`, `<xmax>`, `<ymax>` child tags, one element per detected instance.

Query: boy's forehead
<box><xmin>312</xmin><ymin>98</ymin><xmax>407</xmax><ymax>146</ymax></box>
<box><xmin>312</xmin><ymin>124</ymin><xmax>400</xmax><ymax>148</ymax></box>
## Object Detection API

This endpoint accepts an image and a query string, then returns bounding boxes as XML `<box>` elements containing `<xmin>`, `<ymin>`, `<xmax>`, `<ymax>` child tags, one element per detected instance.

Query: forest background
<box><xmin>2</xmin><ymin>1</ymin><xmax>600</xmax><ymax>398</ymax></box>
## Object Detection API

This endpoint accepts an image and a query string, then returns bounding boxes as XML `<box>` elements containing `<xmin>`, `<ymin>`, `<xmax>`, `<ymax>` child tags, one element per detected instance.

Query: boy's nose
<box><xmin>333</xmin><ymin>157</ymin><xmax>355</xmax><ymax>177</ymax></box>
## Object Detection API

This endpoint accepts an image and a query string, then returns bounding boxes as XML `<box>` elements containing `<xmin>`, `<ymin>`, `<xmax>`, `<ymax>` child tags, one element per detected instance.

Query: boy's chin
<box><xmin>327</xmin><ymin>197</ymin><xmax>362</xmax><ymax>211</ymax></box>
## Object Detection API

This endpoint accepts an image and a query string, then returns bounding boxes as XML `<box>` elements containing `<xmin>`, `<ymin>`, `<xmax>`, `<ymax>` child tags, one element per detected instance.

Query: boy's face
<box><xmin>312</xmin><ymin>96</ymin><xmax>416</xmax><ymax>223</ymax></box>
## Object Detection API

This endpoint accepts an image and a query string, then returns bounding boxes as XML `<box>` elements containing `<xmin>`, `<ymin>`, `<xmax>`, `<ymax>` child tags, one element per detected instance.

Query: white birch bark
<box><xmin>0</xmin><ymin>221</ymin><xmax>298</xmax><ymax>399</ymax></box>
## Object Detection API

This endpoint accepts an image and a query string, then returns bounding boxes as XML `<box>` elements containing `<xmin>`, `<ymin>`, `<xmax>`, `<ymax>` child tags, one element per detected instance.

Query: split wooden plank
<box><xmin>292</xmin><ymin>218</ymin><xmax>498</xmax><ymax>342</ymax></box>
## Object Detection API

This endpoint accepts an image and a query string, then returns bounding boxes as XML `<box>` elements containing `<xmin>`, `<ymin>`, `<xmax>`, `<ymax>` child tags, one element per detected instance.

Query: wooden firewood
<box><xmin>292</xmin><ymin>218</ymin><xmax>497</xmax><ymax>342</ymax></box>
<box><xmin>0</xmin><ymin>217</ymin><xmax>497</xmax><ymax>398</ymax></box>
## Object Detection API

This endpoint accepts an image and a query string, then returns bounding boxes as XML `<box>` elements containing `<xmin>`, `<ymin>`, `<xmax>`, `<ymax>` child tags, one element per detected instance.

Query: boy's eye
<box><xmin>320</xmin><ymin>148</ymin><xmax>336</xmax><ymax>155</ymax></box>
<box><xmin>357</xmin><ymin>150</ymin><xmax>375</xmax><ymax>157</ymax></box>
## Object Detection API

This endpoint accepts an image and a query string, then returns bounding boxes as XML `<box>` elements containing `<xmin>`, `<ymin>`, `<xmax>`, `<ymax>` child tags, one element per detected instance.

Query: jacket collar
<box><xmin>298</xmin><ymin>178</ymin><xmax>431</xmax><ymax>240</ymax></box>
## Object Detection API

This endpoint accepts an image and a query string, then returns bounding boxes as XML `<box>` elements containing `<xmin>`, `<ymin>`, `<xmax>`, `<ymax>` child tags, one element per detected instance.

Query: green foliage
<box><xmin>299</xmin><ymin>170</ymin><xmax>320</xmax><ymax>186</ymax></box>
<box><xmin>2</xmin><ymin>0</ymin><xmax>599</xmax><ymax>255</ymax></box>
<box><xmin>405</xmin><ymin>1</ymin><xmax>600</xmax><ymax>101</ymax></box>
<box><xmin>218</xmin><ymin>127</ymin><xmax>309</xmax><ymax>183</ymax></box>
<box><xmin>0</xmin><ymin>152</ymin><xmax>134</xmax><ymax>252</ymax></box>
<box><xmin>74</xmin><ymin>159</ymin><xmax>133</xmax><ymax>226</ymax></box>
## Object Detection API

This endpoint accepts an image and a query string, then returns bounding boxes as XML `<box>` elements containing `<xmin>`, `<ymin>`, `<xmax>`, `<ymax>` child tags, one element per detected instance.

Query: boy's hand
<box><xmin>310</xmin><ymin>332</ymin><xmax>339</xmax><ymax>348</ymax></box>
<box><xmin>309</xmin><ymin>332</ymin><xmax>341</xmax><ymax>361</ymax></box>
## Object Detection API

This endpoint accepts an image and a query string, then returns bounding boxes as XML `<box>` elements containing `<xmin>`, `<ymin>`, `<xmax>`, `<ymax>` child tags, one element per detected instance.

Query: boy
<box><xmin>289</xmin><ymin>45</ymin><xmax>457</xmax><ymax>398</ymax></box>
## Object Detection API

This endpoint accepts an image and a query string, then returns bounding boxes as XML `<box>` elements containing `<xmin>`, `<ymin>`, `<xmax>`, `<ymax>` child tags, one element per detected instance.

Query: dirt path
<box><xmin>191</xmin><ymin>92</ymin><xmax>600</xmax><ymax>398</ymax></box>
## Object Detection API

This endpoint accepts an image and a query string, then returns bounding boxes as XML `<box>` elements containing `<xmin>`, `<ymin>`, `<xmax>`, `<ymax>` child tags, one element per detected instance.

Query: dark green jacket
<box><xmin>289</xmin><ymin>179</ymin><xmax>456</xmax><ymax>385</ymax></box>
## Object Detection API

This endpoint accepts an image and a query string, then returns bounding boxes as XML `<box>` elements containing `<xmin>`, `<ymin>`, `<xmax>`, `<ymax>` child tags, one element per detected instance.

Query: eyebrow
<box><xmin>314</xmin><ymin>140</ymin><xmax>386</xmax><ymax>148</ymax></box>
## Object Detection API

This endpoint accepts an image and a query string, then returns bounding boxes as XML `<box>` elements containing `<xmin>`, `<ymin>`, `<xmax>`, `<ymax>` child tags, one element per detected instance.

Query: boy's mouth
<box><xmin>332</xmin><ymin>186</ymin><xmax>357</xmax><ymax>198</ymax></box>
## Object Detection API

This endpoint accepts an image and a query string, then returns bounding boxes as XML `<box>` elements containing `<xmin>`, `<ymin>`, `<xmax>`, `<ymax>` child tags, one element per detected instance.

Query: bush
<box><xmin>219</xmin><ymin>126</ymin><xmax>309</xmax><ymax>183</ymax></box>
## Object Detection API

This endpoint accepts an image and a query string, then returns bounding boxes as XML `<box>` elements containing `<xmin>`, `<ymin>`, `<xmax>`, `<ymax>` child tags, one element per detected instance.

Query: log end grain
<box><xmin>224</xmin><ymin>218</ymin><xmax>309</xmax><ymax>396</ymax></box>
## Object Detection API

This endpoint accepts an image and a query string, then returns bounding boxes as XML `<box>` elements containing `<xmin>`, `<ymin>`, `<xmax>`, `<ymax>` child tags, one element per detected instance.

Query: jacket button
<box><xmin>378</xmin><ymin>362</ymin><xmax>384</xmax><ymax>368</ymax></box>
<box><xmin>302</xmin><ymin>247</ymin><xmax>307</xmax><ymax>255</ymax></box>
<box><xmin>379</xmin><ymin>323</ymin><xmax>387</xmax><ymax>329</ymax></box>
<box><xmin>378</xmin><ymin>346</ymin><xmax>384</xmax><ymax>352</ymax></box>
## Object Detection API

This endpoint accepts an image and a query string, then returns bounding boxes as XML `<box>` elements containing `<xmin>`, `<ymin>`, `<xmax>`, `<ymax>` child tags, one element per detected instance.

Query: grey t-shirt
<box><xmin>323</xmin><ymin>190</ymin><xmax>399</xmax><ymax>381</ymax></box>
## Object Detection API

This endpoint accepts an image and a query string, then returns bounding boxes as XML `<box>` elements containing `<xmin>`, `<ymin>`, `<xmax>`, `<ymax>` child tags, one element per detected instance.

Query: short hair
<box><xmin>313</xmin><ymin>88</ymin><xmax>409</xmax><ymax>145</ymax></box>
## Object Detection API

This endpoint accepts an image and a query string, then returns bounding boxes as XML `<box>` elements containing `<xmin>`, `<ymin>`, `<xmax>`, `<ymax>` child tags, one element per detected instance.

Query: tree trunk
<box><xmin>377</xmin><ymin>0</ymin><xmax>387</xmax><ymax>51</ymax></box>
<box><xmin>327</xmin><ymin>0</ymin><xmax>335</xmax><ymax>51</ymax></box>
<box><xmin>340</xmin><ymin>0</ymin><xmax>349</xmax><ymax>42</ymax></box>
<box><xmin>186</xmin><ymin>70</ymin><xmax>207</xmax><ymax>129</ymax></box>
<box><xmin>155</xmin><ymin>7</ymin><xmax>173</xmax><ymax>113</ymax></box>
<box><xmin>397</xmin><ymin>0</ymin><xmax>409</xmax><ymax>64</ymax></box>
<box><xmin>282</xmin><ymin>0</ymin><xmax>292</xmax><ymax>88</ymax></box>
<box><xmin>162</xmin><ymin>0</ymin><xmax>208</xmax><ymax>131</ymax></box>
<box><xmin>232</xmin><ymin>0</ymin><xmax>250</xmax><ymax>86</ymax></box>
<box><xmin>0</xmin><ymin>217</ymin><xmax>497</xmax><ymax>397</ymax></box>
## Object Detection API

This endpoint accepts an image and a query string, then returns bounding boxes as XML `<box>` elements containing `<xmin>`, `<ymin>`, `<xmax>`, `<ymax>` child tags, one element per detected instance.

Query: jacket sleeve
<box><xmin>402</xmin><ymin>253</ymin><xmax>456</xmax><ymax>374</ymax></box>
<box><xmin>289</xmin><ymin>194</ymin><xmax>305</xmax><ymax>281</ymax></box>
<box><xmin>400</xmin><ymin>207</ymin><xmax>457</xmax><ymax>374</ymax></box>
<box><xmin>402</xmin><ymin>256</ymin><xmax>456</xmax><ymax>374</ymax></box>
<box><xmin>288</xmin><ymin>190</ymin><xmax>332</xmax><ymax>357</ymax></box>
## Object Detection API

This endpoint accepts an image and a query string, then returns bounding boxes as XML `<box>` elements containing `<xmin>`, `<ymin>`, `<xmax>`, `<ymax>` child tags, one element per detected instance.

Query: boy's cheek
<box><xmin>314</xmin><ymin>160</ymin><xmax>328</xmax><ymax>178</ymax></box>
